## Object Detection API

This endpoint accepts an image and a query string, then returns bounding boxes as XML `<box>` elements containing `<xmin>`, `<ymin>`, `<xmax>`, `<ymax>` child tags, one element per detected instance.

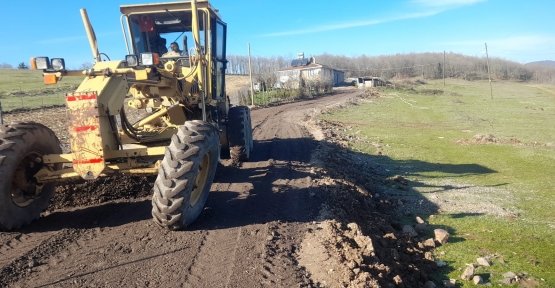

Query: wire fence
<box><xmin>0</xmin><ymin>91</ymin><xmax>68</xmax><ymax>112</ymax></box>
<box><xmin>229</xmin><ymin>84</ymin><xmax>334</xmax><ymax>107</ymax></box>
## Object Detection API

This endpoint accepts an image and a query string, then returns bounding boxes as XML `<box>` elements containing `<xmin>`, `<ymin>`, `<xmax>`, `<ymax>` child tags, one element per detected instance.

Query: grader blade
<box><xmin>66</xmin><ymin>92</ymin><xmax>105</xmax><ymax>180</ymax></box>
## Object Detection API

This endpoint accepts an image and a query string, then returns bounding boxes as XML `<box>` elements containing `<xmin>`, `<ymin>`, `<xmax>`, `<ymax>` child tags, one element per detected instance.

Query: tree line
<box><xmin>2</xmin><ymin>52</ymin><xmax>553</xmax><ymax>84</ymax></box>
<box><xmin>226</xmin><ymin>52</ymin><xmax>555</xmax><ymax>84</ymax></box>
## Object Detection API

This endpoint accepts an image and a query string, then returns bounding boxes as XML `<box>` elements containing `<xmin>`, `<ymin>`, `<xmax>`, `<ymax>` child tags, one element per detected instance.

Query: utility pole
<box><xmin>443</xmin><ymin>50</ymin><xmax>446</xmax><ymax>86</ymax></box>
<box><xmin>485</xmin><ymin>43</ymin><xmax>493</xmax><ymax>99</ymax></box>
<box><xmin>248</xmin><ymin>43</ymin><xmax>254</xmax><ymax>106</ymax></box>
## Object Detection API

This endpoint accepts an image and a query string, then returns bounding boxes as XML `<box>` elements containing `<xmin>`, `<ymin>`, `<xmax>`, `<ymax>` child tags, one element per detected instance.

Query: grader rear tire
<box><xmin>228</xmin><ymin>106</ymin><xmax>253</xmax><ymax>162</ymax></box>
<box><xmin>0</xmin><ymin>122</ymin><xmax>62</xmax><ymax>231</ymax></box>
<box><xmin>151</xmin><ymin>121</ymin><xmax>220</xmax><ymax>230</ymax></box>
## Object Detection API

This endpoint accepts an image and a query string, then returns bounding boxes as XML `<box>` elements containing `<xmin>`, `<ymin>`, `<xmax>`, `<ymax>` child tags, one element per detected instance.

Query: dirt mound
<box><xmin>301</xmin><ymin>114</ymin><xmax>438</xmax><ymax>287</ymax></box>
<box><xmin>456</xmin><ymin>134</ymin><xmax>545</xmax><ymax>147</ymax></box>
<box><xmin>50</xmin><ymin>176</ymin><xmax>154</xmax><ymax>210</ymax></box>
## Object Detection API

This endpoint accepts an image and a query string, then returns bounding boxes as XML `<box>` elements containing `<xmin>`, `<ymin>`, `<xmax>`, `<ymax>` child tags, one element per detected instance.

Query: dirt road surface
<box><xmin>1</xmin><ymin>89</ymin><xmax>347</xmax><ymax>287</ymax></box>
<box><xmin>1</xmin><ymin>88</ymin><xmax>439</xmax><ymax>287</ymax></box>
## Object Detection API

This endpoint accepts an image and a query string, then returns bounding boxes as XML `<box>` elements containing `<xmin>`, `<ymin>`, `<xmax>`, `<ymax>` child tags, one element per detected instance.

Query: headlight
<box><xmin>51</xmin><ymin>58</ymin><xmax>65</xmax><ymax>70</ymax></box>
<box><xmin>140</xmin><ymin>52</ymin><xmax>159</xmax><ymax>66</ymax></box>
<box><xmin>34</xmin><ymin>57</ymin><xmax>50</xmax><ymax>70</ymax></box>
<box><xmin>126</xmin><ymin>55</ymin><xmax>138</xmax><ymax>67</ymax></box>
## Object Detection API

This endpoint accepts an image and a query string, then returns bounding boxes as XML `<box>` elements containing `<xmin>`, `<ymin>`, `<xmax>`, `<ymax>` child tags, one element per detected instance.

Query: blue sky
<box><xmin>0</xmin><ymin>0</ymin><xmax>553</xmax><ymax>68</ymax></box>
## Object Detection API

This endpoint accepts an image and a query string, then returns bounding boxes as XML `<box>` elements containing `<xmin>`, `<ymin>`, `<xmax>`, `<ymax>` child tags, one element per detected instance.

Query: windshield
<box><xmin>128</xmin><ymin>10</ymin><xmax>206</xmax><ymax>57</ymax></box>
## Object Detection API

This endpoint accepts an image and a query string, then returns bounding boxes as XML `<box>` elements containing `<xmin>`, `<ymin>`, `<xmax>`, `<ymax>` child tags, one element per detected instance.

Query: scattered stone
<box><xmin>502</xmin><ymin>271</ymin><xmax>516</xmax><ymax>278</ymax></box>
<box><xmin>423</xmin><ymin>280</ymin><xmax>436</xmax><ymax>288</ymax></box>
<box><xmin>442</xmin><ymin>279</ymin><xmax>456</xmax><ymax>287</ymax></box>
<box><xmin>402</xmin><ymin>225</ymin><xmax>418</xmax><ymax>237</ymax></box>
<box><xmin>499</xmin><ymin>278</ymin><xmax>513</xmax><ymax>285</ymax></box>
<box><xmin>418</xmin><ymin>242</ymin><xmax>425</xmax><ymax>249</ymax></box>
<box><xmin>384</xmin><ymin>233</ymin><xmax>396</xmax><ymax>240</ymax></box>
<box><xmin>473</xmin><ymin>275</ymin><xmax>483</xmax><ymax>285</ymax></box>
<box><xmin>28</xmin><ymin>259</ymin><xmax>38</xmax><ymax>268</ymax></box>
<box><xmin>423</xmin><ymin>238</ymin><xmax>436</xmax><ymax>248</ymax></box>
<box><xmin>393</xmin><ymin>275</ymin><xmax>404</xmax><ymax>287</ymax></box>
<box><xmin>477</xmin><ymin>257</ymin><xmax>491</xmax><ymax>266</ymax></box>
<box><xmin>415</xmin><ymin>223</ymin><xmax>427</xmax><ymax>233</ymax></box>
<box><xmin>425</xmin><ymin>252</ymin><xmax>434</xmax><ymax>261</ymax></box>
<box><xmin>416</xmin><ymin>216</ymin><xmax>426</xmax><ymax>224</ymax></box>
<box><xmin>392</xmin><ymin>249</ymin><xmax>400</xmax><ymax>261</ymax></box>
<box><xmin>461</xmin><ymin>264</ymin><xmax>475</xmax><ymax>280</ymax></box>
<box><xmin>434</xmin><ymin>229</ymin><xmax>450</xmax><ymax>244</ymax></box>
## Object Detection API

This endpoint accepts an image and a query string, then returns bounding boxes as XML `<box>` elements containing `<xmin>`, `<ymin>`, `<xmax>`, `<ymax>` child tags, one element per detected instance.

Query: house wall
<box><xmin>333</xmin><ymin>71</ymin><xmax>344</xmax><ymax>85</ymax></box>
<box><xmin>277</xmin><ymin>66</ymin><xmax>344</xmax><ymax>89</ymax></box>
<box><xmin>276</xmin><ymin>70</ymin><xmax>302</xmax><ymax>89</ymax></box>
<box><xmin>301</xmin><ymin>67</ymin><xmax>334</xmax><ymax>86</ymax></box>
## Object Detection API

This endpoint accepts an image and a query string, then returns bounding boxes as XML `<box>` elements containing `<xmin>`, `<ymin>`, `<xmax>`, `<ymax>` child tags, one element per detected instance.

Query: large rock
<box><xmin>434</xmin><ymin>229</ymin><xmax>450</xmax><ymax>244</ymax></box>
<box><xmin>416</xmin><ymin>216</ymin><xmax>426</xmax><ymax>224</ymax></box>
<box><xmin>423</xmin><ymin>238</ymin><xmax>436</xmax><ymax>248</ymax></box>
<box><xmin>461</xmin><ymin>264</ymin><xmax>475</xmax><ymax>280</ymax></box>
<box><xmin>402</xmin><ymin>225</ymin><xmax>418</xmax><ymax>237</ymax></box>
<box><xmin>477</xmin><ymin>257</ymin><xmax>491</xmax><ymax>266</ymax></box>
<box><xmin>415</xmin><ymin>223</ymin><xmax>428</xmax><ymax>233</ymax></box>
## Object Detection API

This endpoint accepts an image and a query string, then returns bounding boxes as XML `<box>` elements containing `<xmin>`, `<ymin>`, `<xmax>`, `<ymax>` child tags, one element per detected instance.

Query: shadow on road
<box><xmin>15</xmin><ymin>132</ymin><xmax>499</xmax><ymax>285</ymax></box>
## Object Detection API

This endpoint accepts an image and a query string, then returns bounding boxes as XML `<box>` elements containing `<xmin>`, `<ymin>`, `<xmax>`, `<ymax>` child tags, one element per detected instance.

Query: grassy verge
<box><xmin>320</xmin><ymin>79</ymin><xmax>555</xmax><ymax>286</ymax></box>
<box><xmin>252</xmin><ymin>88</ymin><xmax>332</xmax><ymax>106</ymax></box>
<box><xmin>0</xmin><ymin>69</ymin><xmax>83</xmax><ymax>111</ymax></box>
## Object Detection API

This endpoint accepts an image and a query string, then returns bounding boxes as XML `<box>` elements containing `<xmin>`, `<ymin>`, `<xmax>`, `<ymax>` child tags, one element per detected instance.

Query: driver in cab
<box><xmin>162</xmin><ymin>42</ymin><xmax>188</xmax><ymax>57</ymax></box>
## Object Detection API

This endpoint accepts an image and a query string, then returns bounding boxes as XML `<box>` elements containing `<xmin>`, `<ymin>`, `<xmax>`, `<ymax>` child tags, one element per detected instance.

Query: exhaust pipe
<box><xmin>80</xmin><ymin>9</ymin><xmax>101</xmax><ymax>63</ymax></box>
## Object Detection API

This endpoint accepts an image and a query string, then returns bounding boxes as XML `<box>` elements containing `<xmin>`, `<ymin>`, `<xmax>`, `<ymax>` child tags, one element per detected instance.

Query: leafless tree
<box><xmin>79</xmin><ymin>62</ymin><xmax>94</xmax><ymax>70</ymax></box>
<box><xmin>0</xmin><ymin>62</ymin><xmax>13</xmax><ymax>69</ymax></box>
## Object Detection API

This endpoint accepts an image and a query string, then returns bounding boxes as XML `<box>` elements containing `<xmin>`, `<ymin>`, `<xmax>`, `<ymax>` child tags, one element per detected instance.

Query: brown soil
<box><xmin>1</xmin><ymin>87</ymin><xmax>438</xmax><ymax>287</ymax></box>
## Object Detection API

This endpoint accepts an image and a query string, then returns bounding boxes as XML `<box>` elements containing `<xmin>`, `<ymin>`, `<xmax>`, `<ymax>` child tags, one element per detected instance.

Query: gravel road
<box><xmin>2</xmin><ymin>89</ymin><xmax>387</xmax><ymax>287</ymax></box>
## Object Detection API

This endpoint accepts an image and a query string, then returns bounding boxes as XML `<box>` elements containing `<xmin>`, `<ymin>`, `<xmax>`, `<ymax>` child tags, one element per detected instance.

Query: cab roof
<box><xmin>120</xmin><ymin>0</ymin><xmax>221</xmax><ymax>20</ymax></box>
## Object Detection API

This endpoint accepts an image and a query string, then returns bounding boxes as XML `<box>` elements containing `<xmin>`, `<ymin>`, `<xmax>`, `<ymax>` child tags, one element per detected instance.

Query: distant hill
<box><xmin>525</xmin><ymin>60</ymin><xmax>555</xmax><ymax>68</ymax></box>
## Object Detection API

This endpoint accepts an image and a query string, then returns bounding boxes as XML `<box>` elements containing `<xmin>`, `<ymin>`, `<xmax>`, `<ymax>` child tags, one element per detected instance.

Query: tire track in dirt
<box><xmin>1</xmin><ymin>89</ymin><xmax>365</xmax><ymax>287</ymax></box>
<box><xmin>0</xmin><ymin>229</ymin><xmax>85</xmax><ymax>287</ymax></box>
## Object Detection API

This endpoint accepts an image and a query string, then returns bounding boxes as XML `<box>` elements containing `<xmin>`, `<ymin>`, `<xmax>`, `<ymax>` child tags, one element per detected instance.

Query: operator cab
<box><xmin>120</xmin><ymin>0</ymin><xmax>227</xmax><ymax>100</ymax></box>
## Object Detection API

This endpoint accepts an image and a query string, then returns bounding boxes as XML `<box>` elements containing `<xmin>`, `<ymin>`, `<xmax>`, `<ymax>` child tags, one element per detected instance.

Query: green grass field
<box><xmin>0</xmin><ymin>69</ymin><xmax>82</xmax><ymax>111</ymax></box>
<box><xmin>321</xmin><ymin>79</ymin><xmax>555</xmax><ymax>286</ymax></box>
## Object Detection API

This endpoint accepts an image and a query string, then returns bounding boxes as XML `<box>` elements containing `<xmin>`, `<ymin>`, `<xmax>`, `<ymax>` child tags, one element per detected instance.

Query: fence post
<box><xmin>0</xmin><ymin>101</ymin><xmax>3</xmax><ymax>125</ymax></box>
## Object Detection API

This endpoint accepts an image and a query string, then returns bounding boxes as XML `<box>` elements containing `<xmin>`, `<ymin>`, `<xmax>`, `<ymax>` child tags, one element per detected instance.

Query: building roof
<box><xmin>278</xmin><ymin>63</ymin><xmax>342</xmax><ymax>72</ymax></box>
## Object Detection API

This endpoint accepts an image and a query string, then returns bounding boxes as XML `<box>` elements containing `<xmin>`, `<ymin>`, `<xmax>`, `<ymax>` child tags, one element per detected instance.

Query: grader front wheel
<box><xmin>228</xmin><ymin>106</ymin><xmax>253</xmax><ymax>162</ymax></box>
<box><xmin>151</xmin><ymin>121</ymin><xmax>220</xmax><ymax>230</ymax></box>
<box><xmin>0</xmin><ymin>122</ymin><xmax>62</xmax><ymax>231</ymax></box>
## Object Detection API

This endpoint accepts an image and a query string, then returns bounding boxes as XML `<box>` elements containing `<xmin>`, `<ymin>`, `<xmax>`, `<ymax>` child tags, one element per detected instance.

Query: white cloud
<box><xmin>260</xmin><ymin>11</ymin><xmax>440</xmax><ymax>37</ymax></box>
<box><xmin>260</xmin><ymin>0</ymin><xmax>486</xmax><ymax>37</ymax></box>
<box><xmin>411</xmin><ymin>0</ymin><xmax>486</xmax><ymax>8</ymax></box>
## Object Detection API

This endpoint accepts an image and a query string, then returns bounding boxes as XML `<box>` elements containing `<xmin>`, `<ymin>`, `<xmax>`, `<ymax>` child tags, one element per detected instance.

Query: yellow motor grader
<box><xmin>0</xmin><ymin>0</ymin><xmax>253</xmax><ymax>231</ymax></box>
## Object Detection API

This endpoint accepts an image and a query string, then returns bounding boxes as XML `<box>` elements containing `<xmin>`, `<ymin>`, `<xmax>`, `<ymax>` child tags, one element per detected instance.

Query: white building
<box><xmin>275</xmin><ymin>53</ymin><xmax>344</xmax><ymax>90</ymax></box>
